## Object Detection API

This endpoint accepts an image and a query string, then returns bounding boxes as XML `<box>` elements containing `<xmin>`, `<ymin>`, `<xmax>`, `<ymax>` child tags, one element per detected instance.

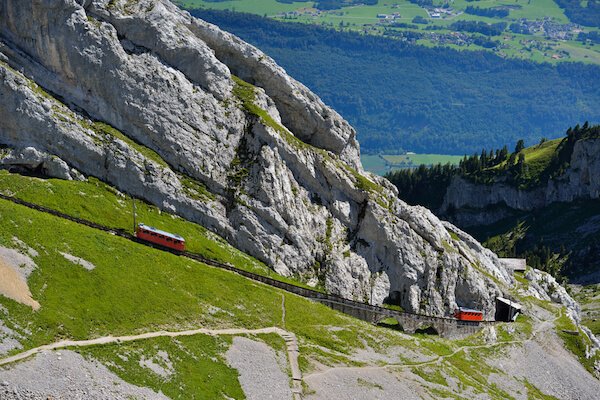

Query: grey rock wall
<box><xmin>0</xmin><ymin>0</ymin><xmax>513</xmax><ymax>318</ymax></box>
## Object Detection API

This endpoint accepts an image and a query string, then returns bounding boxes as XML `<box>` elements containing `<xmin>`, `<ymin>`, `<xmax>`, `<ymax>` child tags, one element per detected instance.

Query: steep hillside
<box><xmin>0</xmin><ymin>0</ymin><xmax>519</xmax><ymax>319</ymax></box>
<box><xmin>0</xmin><ymin>173</ymin><xmax>598</xmax><ymax>398</ymax></box>
<box><xmin>0</xmin><ymin>1</ymin><xmax>598</xmax><ymax>397</ymax></box>
<box><xmin>437</xmin><ymin>125</ymin><xmax>600</xmax><ymax>280</ymax></box>
<box><xmin>441</xmin><ymin>127</ymin><xmax>600</xmax><ymax>217</ymax></box>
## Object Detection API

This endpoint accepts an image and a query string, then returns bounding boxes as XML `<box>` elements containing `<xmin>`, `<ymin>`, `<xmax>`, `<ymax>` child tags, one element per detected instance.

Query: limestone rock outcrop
<box><xmin>521</xmin><ymin>268</ymin><xmax>600</xmax><ymax>361</ymax></box>
<box><xmin>0</xmin><ymin>147</ymin><xmax>83</xmax><ymax>180</ymax></box>
<box><xmin>441</xmin><ymin>139</ymin><xmax>600</xmax><ymax>226</ymax></box>
<box><xmin>522</xmin><ymin>268</ymin><xmax>580</xmax><ymax>320</ymax></box>
<box><xmin>0</xmin><ymin>0</ymin><xmax>514</xmax><ymax>318</ymax></box>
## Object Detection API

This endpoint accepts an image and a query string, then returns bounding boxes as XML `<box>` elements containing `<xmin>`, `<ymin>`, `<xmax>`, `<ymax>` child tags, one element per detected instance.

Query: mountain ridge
<box><xmin>0</xmin><ymin>0</ymin><xmax>516</xmax><ymax>319</ymax></box>
<box><xmin>386</xmin><ymin>124</ymin><xmax>600</xmax><ymax>280</ymax></box>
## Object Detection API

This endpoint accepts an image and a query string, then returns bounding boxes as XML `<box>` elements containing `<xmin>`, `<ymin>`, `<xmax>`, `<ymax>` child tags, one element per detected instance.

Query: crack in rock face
<box><xmin>0</xmin><ymin>0</ymin><xmax>514</xmax><ymax>318</ymax></box>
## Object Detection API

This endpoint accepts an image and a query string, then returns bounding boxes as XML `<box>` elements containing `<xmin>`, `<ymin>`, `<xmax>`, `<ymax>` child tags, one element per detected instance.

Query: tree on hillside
<box><xmin>515</xmin><ymin>139</ymin><xmax>525</xmax><ymax>153</ymax></box>
<box><xmin>516</xmin><ymin>152</ymin><xmax>526</xmax><ymax>175</ymax></box>
<box><xmin>484</xmin><ymin>221</ymin><xmax>528</xmax><ymax>257</ymax></box>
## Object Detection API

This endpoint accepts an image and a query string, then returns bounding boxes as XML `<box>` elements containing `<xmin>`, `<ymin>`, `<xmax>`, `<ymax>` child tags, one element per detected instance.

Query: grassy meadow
<box><xmin>0</xmin><ymin>170</ymin><xmax>315</xmax><ymax>289</ymax></box>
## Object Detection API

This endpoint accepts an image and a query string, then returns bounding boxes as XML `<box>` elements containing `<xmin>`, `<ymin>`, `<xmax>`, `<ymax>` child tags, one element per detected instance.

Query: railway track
<box><xmin>0</xmin><ymin>193</ymin><xmax>497</xmax><ymax>330</ymax></box>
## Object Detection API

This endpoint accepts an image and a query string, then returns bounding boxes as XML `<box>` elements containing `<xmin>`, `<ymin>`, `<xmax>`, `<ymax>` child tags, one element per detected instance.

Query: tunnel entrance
<box><xmin>415</xmin><ymin>325</ymin><xmax>439</xmax><ymax>335</ymax></box>
<box><xmin>495</xmin><ymin>297</ymin><xmax>522</xmax><ymax>322</ymax></box>
<box><xmin>382</xmin><ymin>291</ymin><xmax>403</xmax><ymax>310</ymax></box>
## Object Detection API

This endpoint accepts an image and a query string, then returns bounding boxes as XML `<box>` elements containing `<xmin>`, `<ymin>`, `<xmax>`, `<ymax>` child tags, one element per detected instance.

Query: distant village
<box><xmin>511</xmin><ymin>17</ymin><xmax>583</xmax><ymax>40</ymax></box>
<box><xmin>274</xmin><ymin>4</ymin><xmax>587</xmax><ymax>61</ymax></box>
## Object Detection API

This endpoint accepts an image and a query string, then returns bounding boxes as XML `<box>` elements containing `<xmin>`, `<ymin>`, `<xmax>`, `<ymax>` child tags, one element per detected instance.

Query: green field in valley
<box><xmin>177</xmin><ymin>0</ymin><xmax>600</xmax><ymax>65</ymax></box>
<box><xmin>361</xmin><ymin>153</ymin><xmax>464</xmax><ymax>175</ymax></box>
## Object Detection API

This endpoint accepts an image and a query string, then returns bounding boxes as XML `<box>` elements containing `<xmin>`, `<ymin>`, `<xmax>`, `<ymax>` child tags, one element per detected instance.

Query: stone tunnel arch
<box><xmin>375</xmin><ymin>315</ymin><xmax>404</xmax><ymax>331</ymax></box>
<box><xmin>414</xmin><ymin>325</ymin><xmax>439</xmax><ymax>335</ymax></box>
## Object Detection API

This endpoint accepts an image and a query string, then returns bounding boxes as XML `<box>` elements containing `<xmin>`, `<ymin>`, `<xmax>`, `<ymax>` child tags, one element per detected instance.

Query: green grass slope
<box><xmin>80</xmin><ymin>335</ymin><xmax>247</xmax><ymax>399</ymax></box>
<box><xmin>0</xmin><ymin>193</ymin><xmax>407</xmax><ymax>362</ymax></box>
<box><xmin>0</xmin><ymin>170</ymin><xmax>311</xmax><ymax>289</ymax></box>
<box><xmin>482</xmin><ymin>137</ymin><xmax>563</xmax><ymax>187</ymax></box>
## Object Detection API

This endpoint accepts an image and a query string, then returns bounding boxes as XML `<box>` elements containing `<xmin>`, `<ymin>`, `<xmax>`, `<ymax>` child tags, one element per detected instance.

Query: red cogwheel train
<box><xmin>134</xmin><ymin>221</ymin><xmax>486</xmax><ymax>321</ymax></box>
<box><xmin>453</xmin><ymin>307</ymin><xmax>483</xmax><ymax>321</ymax></box>
<box><xmin>135</xmin><ymin>223</ymin><xmax>186</xmax><ymax>251</ymax></box>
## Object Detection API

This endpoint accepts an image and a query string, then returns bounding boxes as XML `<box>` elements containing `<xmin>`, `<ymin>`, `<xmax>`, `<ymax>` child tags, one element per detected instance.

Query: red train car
<box><xmin>454</xmin><ymin>307</ymin><xmax>483</xmax><ymax>322</ymax></box>
<box><xmin>136</xmin><ymin>223</ymin><xmax>186</xmax><ymax>251</ymax></box>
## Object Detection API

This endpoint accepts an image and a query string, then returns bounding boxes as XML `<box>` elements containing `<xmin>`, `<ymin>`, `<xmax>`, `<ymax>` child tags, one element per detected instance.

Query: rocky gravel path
<box><xmin>305</xmin><ymin>306</ymin><xmax>559</xmax><ymax>382</ymax></box>
<box><xmin>304</xmin><ymin>368</ymin><xmax>422</xmax><ymax>400</ymax></box>
<box><xmin>0</xmin><ymin>350</ymin><xmax>169</xmax><ymax>400</ymax></box>
<box><xmin>227</xmin><ymin>336</ymin><xmax>293</xmax><ymax>400</ymax></box>
<box><xmin>0</xmin><ymin>326</ymin><xmax>302</xmax><ymax>399</ymax></box>
<box><xmin>304</xmin><ymin>306</ymin><xmax>600</xmax><ymax>399</ymax></box>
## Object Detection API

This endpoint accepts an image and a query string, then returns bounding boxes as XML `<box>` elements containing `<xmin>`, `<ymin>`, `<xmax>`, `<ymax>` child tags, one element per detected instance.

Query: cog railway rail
<box><xmin>0</xmin><ymin>193</ymin><xmax>497</xmax><ymax>338</ymax></box>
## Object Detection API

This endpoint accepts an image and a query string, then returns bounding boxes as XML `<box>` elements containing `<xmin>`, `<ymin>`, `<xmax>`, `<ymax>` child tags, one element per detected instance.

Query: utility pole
<box><xmin>132</xmin><ymin>198</ymin><xmax>137</xmax><ymax>234</ymax></box>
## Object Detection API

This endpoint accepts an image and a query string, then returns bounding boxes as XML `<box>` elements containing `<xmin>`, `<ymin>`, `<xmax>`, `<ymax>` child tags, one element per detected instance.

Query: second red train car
<box><xmin>454</xmin><ymin>307</ymin><xmax>483</xmax><ymax>321</ymax></box>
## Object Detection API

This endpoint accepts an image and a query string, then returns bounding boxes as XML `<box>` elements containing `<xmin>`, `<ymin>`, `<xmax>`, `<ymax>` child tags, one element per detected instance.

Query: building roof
<box><xmin>138</xmin><ymin>223</ymin><xmax>185</xmax><ymax>242</ymax></box>
<box><xmin>496</xmin><ymin>296</ymin><xmax>522</xmax><ymax>310</ymax></box>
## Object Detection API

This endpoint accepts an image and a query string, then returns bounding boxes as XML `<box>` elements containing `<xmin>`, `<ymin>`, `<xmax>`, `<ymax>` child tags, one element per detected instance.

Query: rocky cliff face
<box><xmin>441</xmin><ymin>139</ymin><xmax>600</xmax><ymax>226</ymax></box>
<box><xmin>0</xmin><ymin>0</ymin><xmax>514</xmax><ymax>318</ymax></box>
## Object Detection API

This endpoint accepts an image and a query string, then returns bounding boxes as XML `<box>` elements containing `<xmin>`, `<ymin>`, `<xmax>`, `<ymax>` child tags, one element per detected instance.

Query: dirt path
<box><xmin>280</xmin><ymin>294</ymin><xmax>302</xmax><ymax>399</ymax></box>
<box><xmin>0</xmin><ymin>325</ymin><xmax>303</xmax><ymax>397</ymax></box>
